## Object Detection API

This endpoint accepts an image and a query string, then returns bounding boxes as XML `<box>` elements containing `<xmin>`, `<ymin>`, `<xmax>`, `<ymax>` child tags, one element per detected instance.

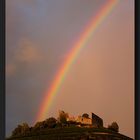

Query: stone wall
<box><xmin>91</xmin><ymin>112</ymin><xmax>103</xmax><ymax>128</ymax></box>
<box><xmin>76</xmin><ymin>116</ymin><xmax>92</xmax><ymax>125</ymax></box>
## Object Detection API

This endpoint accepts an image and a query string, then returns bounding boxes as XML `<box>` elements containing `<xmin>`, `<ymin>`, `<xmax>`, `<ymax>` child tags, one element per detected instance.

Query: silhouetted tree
<box><xmin>12</xmin><ymin>123</ymin><xmax>30</xmax><ymax>136</ymax></box>
<box><xmin>82</xmin><ymin>113</ymin><xmax>89</xmax><ymax>118</ymax></box>
<box><xmin>21</xmin><ymin>123</ymin><xmax>30</xmax><ymax>134</ymax></box>
<box><xmin>12</xmin><ymin>125</ymin><xmax>22</xmax><ymax>136</ymax></box>
<box><xmin>108</xmin><ymin>122</ymin><xmax>119</xmax><ymax>132</ymax></box>
<box><xmin>55</xmin><ymin>122</ymin><xmax>62</xmax><ymax>128</ymax></box>
<box><xmin>29</xmin><ymin>127</ymin><xmax>33</xmax><ymax>132</ymax></box>
<box><xmin>33</xmin><ymin>121</ymin><xmax>46</xmax><ymax>131</ymax></box>
<box><xmin>58</xmin><ymin>110</ymin><xmax>69</xmax><ymax>124</ymax></box>
<box><xmin>46</xmin><ymin>117</ymin><xmax>57</xmax><ymax>128</ymax></box>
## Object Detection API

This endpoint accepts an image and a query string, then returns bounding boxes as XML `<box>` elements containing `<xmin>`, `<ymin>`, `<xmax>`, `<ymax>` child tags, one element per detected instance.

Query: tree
<box><xmin>33</xmin><ymin>121</ymin><xmax>46</xmax><ymax>131</ymax></box>
<box><xmin>21</xmin><ymin>123</ymin><xmax>30</xmax><ymax>134</ymax></box>
<box><xmin>82</xmin><ymin>113</ymin><xmax>89</xmax><ymax>118</ymax></box>
<box><xmin>108</xmin><ymin>122</ymin><xmax>119</xmax><ymax>132</ymax></box>
<box><xmin>58</xmin><ymin>110</ymin><xmax>69</xmax><ymax>124</ymax></box>
<box><xmin>12</xmin><ymin>123</ymin><xmax>30</xmax><ymax>136</ymax></box>
<box><xmin>12</xmin><ymin>125</ymin><xmax>22</xmax><ymax>136</ymax></box>
<box><xmin>46</xmin><ymin>117</ymin><xmax>57</xmax><ymax>128</ymax></box>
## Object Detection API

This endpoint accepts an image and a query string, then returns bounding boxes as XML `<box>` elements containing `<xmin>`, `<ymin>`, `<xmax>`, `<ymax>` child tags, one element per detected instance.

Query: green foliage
<box><xmin>108</xmin><ymin>122</ymin><xmax>119</xmax><ymax>132</ymax></box>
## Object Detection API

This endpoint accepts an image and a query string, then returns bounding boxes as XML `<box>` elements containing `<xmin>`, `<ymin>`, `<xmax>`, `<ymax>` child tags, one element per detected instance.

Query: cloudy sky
<box><xmin>6</xmin><ymin>0</ymin><xmax>134</xmax><ymax>138</ymax></box>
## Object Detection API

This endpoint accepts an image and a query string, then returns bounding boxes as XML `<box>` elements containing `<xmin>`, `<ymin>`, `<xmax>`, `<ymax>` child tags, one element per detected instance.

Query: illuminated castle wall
<box><xmin>65</xmin><ymin>111</ymin><xmax>103</xmax><ymax>128</ymax></box>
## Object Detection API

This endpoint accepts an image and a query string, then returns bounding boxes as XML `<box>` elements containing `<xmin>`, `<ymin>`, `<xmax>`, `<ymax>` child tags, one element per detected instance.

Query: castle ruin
<box><xmin>59</xmin><ymin>111</ymin><xmax>103</xmax><ymax>128</ymax></box>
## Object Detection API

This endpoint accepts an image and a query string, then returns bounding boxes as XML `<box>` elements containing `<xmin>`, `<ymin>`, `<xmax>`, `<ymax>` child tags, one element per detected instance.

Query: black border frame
<box><xmin>135</xmin><ymin>0</ymin><xmax>140</xmax><ymax>140</ymax></box>
<box><xmin>0</xmin><ymin>0</ymin><xmax>5</xmax><ymax>139</ymax></box>
<box><xmin>1</xmin><ymin>0</ymin><xmax>139</xmax><ymax>140</ymax></box>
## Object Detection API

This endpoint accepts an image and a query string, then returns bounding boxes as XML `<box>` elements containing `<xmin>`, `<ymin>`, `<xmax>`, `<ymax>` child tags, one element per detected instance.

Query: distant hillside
<box><xmin>6</xmin><ymin>127</ymin><xmax>133</xmax><ymax>140</ymax></box>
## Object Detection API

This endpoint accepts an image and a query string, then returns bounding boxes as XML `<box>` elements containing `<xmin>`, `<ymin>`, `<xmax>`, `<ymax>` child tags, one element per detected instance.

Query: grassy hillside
<box><xmin>6</xmin><ymin>127</ymin><xmax>133</xmax><ymax>140</ymax></box>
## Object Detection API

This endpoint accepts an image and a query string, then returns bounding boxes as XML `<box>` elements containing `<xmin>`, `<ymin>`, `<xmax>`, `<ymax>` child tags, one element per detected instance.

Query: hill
<box><xmin>6</xmin><ymin>127</ymin><xmax>133</xmax><ymax>140</ymax></box>
<box><xmin>6</xmin><ymin>111</ymin><xmax>133</xmax><ymax>140</ymax></box>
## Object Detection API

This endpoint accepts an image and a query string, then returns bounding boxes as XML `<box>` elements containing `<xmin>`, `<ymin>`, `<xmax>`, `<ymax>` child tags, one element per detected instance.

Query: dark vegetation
<box><xmin>82</xmin><ymin>113</ymin><xmax>89</xmax><ymax>118</ymax></box>
<box><xmin>107</xmin><ymin>122</ymin><xmax>119</xmax><ymax>133</ymax></box>
<box><xmin>6</xmin><ymin>111</ymin><xmax>133</xmax><ymax>140</ymax></box>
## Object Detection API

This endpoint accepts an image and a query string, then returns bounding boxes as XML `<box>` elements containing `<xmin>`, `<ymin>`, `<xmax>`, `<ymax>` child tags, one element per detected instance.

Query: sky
<box><xmin>6</xmin><ymin>0</ymin><xmax>134</xmax><ymax>138</ymax></box>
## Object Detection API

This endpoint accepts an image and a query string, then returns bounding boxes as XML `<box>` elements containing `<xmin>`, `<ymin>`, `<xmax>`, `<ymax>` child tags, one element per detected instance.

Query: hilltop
<box><xmin>6</xmin><ymin>111</ymin><xmax>133</xmax><ymax>140</ymax></box>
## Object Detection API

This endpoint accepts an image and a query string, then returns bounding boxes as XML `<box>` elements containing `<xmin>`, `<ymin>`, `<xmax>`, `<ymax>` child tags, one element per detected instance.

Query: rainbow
<box><xmin>36</xmin><ymin>0</ymin><xmax>119</xmax><ymax>122</ymax></box>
